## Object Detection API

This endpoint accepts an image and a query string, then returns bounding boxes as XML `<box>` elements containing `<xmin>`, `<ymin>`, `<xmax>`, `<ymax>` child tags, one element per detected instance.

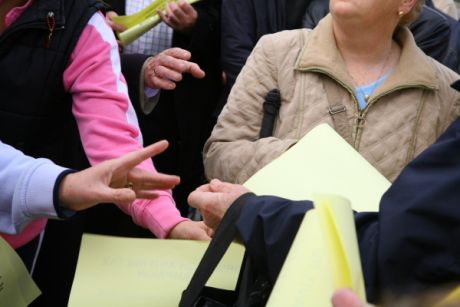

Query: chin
<box><xmin>330</xmin><ymin>5</ymin><xmax>360</xmax><ymax>22</ymax></box>
<box><xmin>330</xmin><ymin>0</ymin><xmax>357</xmax><ymax>16</ymax></box>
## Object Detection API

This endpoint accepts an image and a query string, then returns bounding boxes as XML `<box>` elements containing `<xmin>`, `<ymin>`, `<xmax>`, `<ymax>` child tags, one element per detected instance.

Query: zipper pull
<box><xmin>46</xmin><ymin>11</ymin><xmax>55</xmax><ymax>48</ymax></box>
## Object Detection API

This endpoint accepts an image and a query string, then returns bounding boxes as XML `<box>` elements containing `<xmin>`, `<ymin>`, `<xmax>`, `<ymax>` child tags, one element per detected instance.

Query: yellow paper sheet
<box><xmin>68</xmin><ymin>234</ymin><xmax>244</xmax><ymax>307</ymax></box>
<box><xmin>244</xmin><ymin>123</ymin><xmax>390</xmax><ymax>212</ymax></box>
<box><xmin>267</xmin><ymin>194</ymin><xmax>366</xmax><ymax>307</ymax></box>
<box><xmin>0</xmin><ymin>237</ymin><xmax>41</xmax><ymax>307</ymax></box>
<box><xmin>113</xmin><ymin>0</ymin><xmax>201</xmax><ymax>46</ymax></box>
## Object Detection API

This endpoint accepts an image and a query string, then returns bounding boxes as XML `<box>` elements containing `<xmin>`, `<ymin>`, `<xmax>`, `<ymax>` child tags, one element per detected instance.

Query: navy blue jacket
<box><xmin>236</xmin><ymin>81</ymin><xmax>460</xmax><ymax>303</ymax></box>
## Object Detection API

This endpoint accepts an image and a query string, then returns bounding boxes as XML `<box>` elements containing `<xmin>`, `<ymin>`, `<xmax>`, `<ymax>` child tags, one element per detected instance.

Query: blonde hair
<box><xmin>398</xmin><ymin>0</ymin><xmax>425</xmax><ymax>26</ymax></box>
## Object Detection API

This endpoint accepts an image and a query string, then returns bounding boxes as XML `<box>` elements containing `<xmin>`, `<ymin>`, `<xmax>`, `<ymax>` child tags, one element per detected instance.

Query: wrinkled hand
<box><xmin>59</xmin><ymin>140</ymin><xmax>180</xmax><ymax>211</ymax></box>
<box><xmin>332</xmin><ymin>289</ymin><xmax>372</xmax><ymax>307</ymax></box>
<box><xmin>158</xmin><ymin>0</ymin><xmax>198</xmax><ymax>33</ymax></box>
<box><xmin>188</xmin><ymin>179</ymin><xmax>250</xmax><ymax>231</ymax></box>
<box><xmin>145</xmin><ymin>47</ymin><xmax>205</xmax><ymax>90</ymax></box>
<box><xmin>167</xmin><ymin>220</ymin><xmax>212</xmax><ymax>240</ymax></box>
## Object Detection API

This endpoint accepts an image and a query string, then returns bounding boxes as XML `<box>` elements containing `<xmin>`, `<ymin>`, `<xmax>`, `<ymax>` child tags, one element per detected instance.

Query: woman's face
<box><xmin>329</xmin><ymin>0</ymin><xmax>403</xmax><ymax>27</ymax></box>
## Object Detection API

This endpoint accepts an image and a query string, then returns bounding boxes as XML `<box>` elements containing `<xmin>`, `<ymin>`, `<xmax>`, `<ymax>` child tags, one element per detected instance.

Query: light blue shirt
<box><xmin>355</xmin><ymin>74</ymin><xmax>390</xmax><ymax>110</ymax></box>
<box><xmin>0</xmin><ymin>141</ymin><xmax>66</xmax><ymax>234</ymax></box>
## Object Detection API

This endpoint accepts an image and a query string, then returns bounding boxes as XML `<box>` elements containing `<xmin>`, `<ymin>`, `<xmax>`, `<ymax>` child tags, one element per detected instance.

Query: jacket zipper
<box><xmin>0</xmin><ymin>12</ymin><xmax>64</xmax><ymax>46</ymax></box>
<box><xmin>301</xmin><ymin>68</ymin><xmax>435</xmax><ymax>149</ymax></box>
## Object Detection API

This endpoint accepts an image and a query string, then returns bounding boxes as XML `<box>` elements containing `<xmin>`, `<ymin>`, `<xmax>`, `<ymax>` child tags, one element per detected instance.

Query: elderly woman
<box><xmin>204</xmin><ymin>0</ymin><xmax>460</xmax><ymax>184</ymax></box>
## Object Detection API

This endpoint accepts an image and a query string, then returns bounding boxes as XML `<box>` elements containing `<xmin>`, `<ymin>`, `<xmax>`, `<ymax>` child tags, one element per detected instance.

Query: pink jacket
<box><xmin>1</xmin><ymin>0</ymin><xmax>186</xmax><ymax>249</ymax></box>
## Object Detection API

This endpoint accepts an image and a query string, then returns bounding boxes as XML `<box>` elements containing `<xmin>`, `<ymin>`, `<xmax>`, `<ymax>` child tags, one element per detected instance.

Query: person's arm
<box><xmin>409</xmin><ymin>5</ymin><xmax>451</xmax><ymax>64</ymax></box>
<box><xmin>187</xmin><ymin>179</ymin><xmax>313</xmax><ymax>283</ymax></box>
<box><xmin>0</xmin><ymin>141</ymin><xmax>67</xmax><ymax>234</ymax></box>
<box><xmin>0</xmin><ymin>139</ymin><xmax>178</xmax><ymax>234</ymax></box>
<box><xmin>221</xmin><ymin>0</ymin><xmax>257</xmax><ymax>89</ymax></box>
<box><xmin>63</xmin><ymin>11</ymin><xmax>208</xmax><ymax>239</ymax></box>
<box><xmin>236</xmin><ymin>193</ymin><xmax>313</xmax><ymax>284</ymax></box>
<box><xmin>374</xmin><ymin>115</ymin><xmax>460</xmax><ymax>297</ymax></box>
<box><xmin>203</xmin><ymin>33</ymin><xmax>298</xmax><ymax>183</ymax></box>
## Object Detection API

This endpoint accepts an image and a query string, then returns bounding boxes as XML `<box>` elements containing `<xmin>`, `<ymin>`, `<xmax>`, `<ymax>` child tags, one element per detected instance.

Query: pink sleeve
<box><xmin>63</xmin><ymin>12</ymin><xmax>187</xmax><ymax>238</ymax></box>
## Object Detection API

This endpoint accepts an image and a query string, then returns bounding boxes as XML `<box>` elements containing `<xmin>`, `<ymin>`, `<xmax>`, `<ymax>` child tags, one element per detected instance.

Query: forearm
<box><xmin>204</xmin><ymin>34</ymin><xmax>292</xmax><ymax>182</ymax></box>
<box><xmin>0</xmin><ymin>142</ymin><xmax>68</xmax><ymax>234</ymax></box>
<box><xmin>221</xmin><ymin>0</ymin><xmax>256</xmax><ymax>87</ymax></box>
<box><xmin>235</xmin><ymin>193</ymin><xmax>313</xmax><ymax>283</ymax></box>
<box><xmin>65</xmin><ymin>12</ymin><xmax>181</xmax><ymax>237</ymax></box>
<box><xmin>122</xmin><ymin>194</ymin><xmax>187</xmax><ymax>238</ymax></box>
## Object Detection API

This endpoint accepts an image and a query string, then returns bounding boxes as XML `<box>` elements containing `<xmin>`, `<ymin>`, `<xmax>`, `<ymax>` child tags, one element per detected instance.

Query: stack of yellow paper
<box><xmin>244</xmin><ymin>123</ymin><xmax>391</xmax><ymax>212</ymax></box>
<box><xmin>267</xmin><ymin>194</ymin><xmax>366</xmax><ymax>306</ymax></box>
<box><xmin>112</xmin><ymin>0</ymin><xmax>201</xmax><ymax>46</ymax></box>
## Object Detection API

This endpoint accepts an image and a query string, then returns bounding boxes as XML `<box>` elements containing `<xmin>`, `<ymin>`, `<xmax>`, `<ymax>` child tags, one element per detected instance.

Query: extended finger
<box><xmin>154</xmin><ymin>64</ymin><xmax>184</xmax><ymax>82</ymax></box>
<box><xmin>187</xmin><ymin>62</ymin><xmax>205</xmax><ymax>79</ymax></box>
<box><xmin>161</xmin><ymin>48</ymin><xmax>192</xmax><ymax>61</ymax></box>
<box><xmin>150</xmin><ymin>76</ymin><xmax>177</xmax><ymax>90</ymax></box>
<box><xmin>128</xmin><ymin>168</ymin><xmax>180</xmax><ymax>189</ymax></box>
<box><xmin>115</xmin><ymin>140</ymin><xmax>170</xmax><ymax>172</ymax></box>
<box><xmin>158</xmin><ymin>54</ymin><xmax>193</xmax><ymax>74</ymax></box>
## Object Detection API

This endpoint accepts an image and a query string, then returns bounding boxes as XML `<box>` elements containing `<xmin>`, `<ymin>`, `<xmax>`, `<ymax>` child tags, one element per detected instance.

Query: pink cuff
<box><xmin>1</xmin><ymin>218</ymin><xmax>47</xmax><ymax>249</ymax></box>
<box><xmin>126</xmin><ymin>192</ymin><xmax>188</xmax><ymax>238</ymax></box>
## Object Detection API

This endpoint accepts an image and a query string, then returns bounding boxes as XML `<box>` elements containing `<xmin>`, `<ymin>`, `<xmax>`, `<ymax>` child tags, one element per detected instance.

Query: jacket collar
<box><xmin>295</xmin><ymin>14</ymin><xmax>439</xmax><ymax>96</ymax></box>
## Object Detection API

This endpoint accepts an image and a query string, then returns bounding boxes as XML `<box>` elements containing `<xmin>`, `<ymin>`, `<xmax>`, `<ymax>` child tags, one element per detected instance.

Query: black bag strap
<box><xmin>259</xmin><ymin>89</ymin><xmax>281</xmax><ymax>138</ymax></box>
<box><xmin>179</xmin><ymin>200</ymin><xmax>246</xmax><ymax>307</ymax></box>
<box><xmin>323</xmin><ymin>77</ymin><xmax>353</xmax><ymax>145</ymax></box>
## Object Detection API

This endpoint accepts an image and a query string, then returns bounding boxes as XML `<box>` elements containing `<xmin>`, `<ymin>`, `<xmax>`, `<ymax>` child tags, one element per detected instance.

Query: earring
<box><xmin>398</xmin><ymin>10</ymin><xmax>405</xmax><ymax>17</ymax></box>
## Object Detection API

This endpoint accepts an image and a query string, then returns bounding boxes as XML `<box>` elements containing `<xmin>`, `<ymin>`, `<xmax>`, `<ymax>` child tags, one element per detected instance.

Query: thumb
<box><xmin>331</xmin><ymin>289</ymin><xmax>365</xmax><ymax>307</ymax></box>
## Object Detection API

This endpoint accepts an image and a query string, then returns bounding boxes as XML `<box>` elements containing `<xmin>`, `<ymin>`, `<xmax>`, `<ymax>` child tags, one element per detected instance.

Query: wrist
<box><xmin>55</xmin><ymin>170</ymin><xmax>78</xmax><ymax>218</ymax></box>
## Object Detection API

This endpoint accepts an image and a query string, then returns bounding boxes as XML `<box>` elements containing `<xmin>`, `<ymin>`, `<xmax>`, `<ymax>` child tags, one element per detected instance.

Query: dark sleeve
<box><xmin>173</xmin><ymin>0</ymin><xmax>221</xmax><ymax>58</ymax></box>
<box><xmin>409</xmin><ymin>5</ymin><xmax>451</xmax><ymax>63</ymax></box>
<box><xmin>53</xmin><ymin>169</ymin><xmax>78</xmax><ymax>219</ymax></box>
<box><xmin>221</xmin><ymin>0</ymin><xmax>257</xmax><ymax>88</ymax></box>
<box><xmin>119</xmin><ymin>53</ymin><xmax>150</xmax><ymax>110</ymax></box>
<box><xmin>374</xmin><ymin>117</ymin><xmax>460</xmax><ymax>298</ymax></box>
<box><xmin>102</xmin><ymin>0</ymin><xmax>126</xmax><ymax>15</ymax></box>
<box><xmin>235</xmin><ymin>193</ymin><xmax>313</xmax><ymax>284</ymax></box>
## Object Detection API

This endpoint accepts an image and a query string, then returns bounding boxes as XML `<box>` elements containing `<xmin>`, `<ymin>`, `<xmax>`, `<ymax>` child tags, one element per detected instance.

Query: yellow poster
<box><xmin>68</xmin><ymin>234</ymin><xmax>244</xmax><ymax>307</ymax></box>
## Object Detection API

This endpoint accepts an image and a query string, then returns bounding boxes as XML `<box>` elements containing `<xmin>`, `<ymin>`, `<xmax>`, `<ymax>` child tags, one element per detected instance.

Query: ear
<box><xmin>398</xmin><ymin>0</ymin><xmax>418</xmax><ymax>15</ymax></box>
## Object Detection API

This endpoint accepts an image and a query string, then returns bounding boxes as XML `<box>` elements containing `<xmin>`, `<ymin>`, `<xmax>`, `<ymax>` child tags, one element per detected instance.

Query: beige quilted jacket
<box><xmin>204</xmin><ymin>15</ymin><xmax>460</xmax><ymax>184</ymax></box>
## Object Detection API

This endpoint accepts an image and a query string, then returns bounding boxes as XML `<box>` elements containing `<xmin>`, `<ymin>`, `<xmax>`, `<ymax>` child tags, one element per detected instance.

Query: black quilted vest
<box><xmin>0</xmin><ymin>0</ymin><xmax>104</xmax><ymax>169</ymax></box>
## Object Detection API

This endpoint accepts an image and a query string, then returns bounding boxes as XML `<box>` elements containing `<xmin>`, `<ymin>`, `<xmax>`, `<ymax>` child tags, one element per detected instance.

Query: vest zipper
<box><xmin>0</xmin><ymin>14</ymin><xmax>64</xmax><ymax>46</ymax></box>
<box><xmin>46</xmin><ymin>11</ymin><xmax>56</xmax><ymax>48</ymax></box>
